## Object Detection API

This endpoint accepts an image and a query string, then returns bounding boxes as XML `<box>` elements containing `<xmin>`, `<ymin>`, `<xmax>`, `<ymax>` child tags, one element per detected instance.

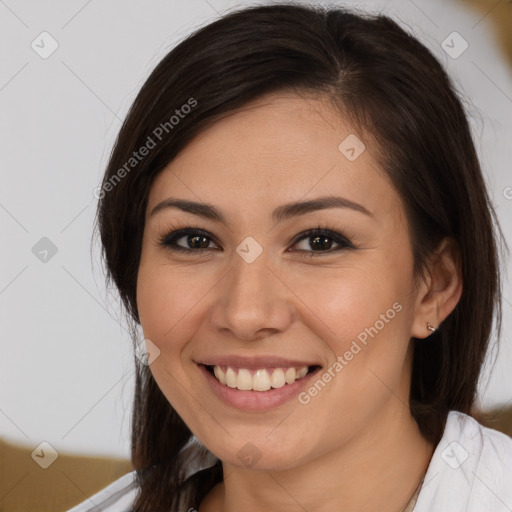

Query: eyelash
<box><xmin>157</xmin><ymin>222</ymin><xmax>356</xmax><ymax>257</ymax></box>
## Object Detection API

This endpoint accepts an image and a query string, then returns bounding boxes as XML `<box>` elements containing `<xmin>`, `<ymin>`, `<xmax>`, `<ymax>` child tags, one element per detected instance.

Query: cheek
<box><xmin>135</xmin><ymin>269</ymin><xmax>205</xmax><ymax>407</ymax></box>
<box><xmin>135</xmin><ymin>262</ymin><xmax>208</xmax><ymax>416</ymax></box>
<box><xmin>291</xmin><ymin>258</ymin><xmax>414</xmax><ymax>396</ymax></box>
<box><xmin>292</xmin><ymin>260</ymin><xmax>409</xmax><ymax>344</ymax></box>
<box><xmin>137</xmin><ymin>266</ymin><xmax>174</xmax><ymax>343</ymax></box>
<box><xmin>136</xmin><ymin>260</ymin><xmax>209</xmax><ymax>344</ymax></box>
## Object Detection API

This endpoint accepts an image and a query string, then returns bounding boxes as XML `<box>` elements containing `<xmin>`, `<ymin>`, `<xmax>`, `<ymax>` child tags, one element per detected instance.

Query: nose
<box><xmin>209</xmin><ymin>250</ymin><xmax>294</xmax><ymax>341</ymax></box>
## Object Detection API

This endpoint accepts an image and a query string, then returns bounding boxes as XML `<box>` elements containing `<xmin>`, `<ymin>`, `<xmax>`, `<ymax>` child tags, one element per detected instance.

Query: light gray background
<box><xmin>1</xmin><ymin>0</ymin><xmax>511</xmax><ymax>459</ymax></box>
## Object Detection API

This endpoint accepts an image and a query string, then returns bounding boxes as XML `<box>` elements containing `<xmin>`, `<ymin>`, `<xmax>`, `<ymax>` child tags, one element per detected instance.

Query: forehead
<box><xmin>148</xmin><ymin>93</ymin><xmax>401</xmax><ymax>223</ymax></box>
<box><xmin>165</xmin><ymin>93</ymin><xmax>360</xmax><ymax>181</ymax></box>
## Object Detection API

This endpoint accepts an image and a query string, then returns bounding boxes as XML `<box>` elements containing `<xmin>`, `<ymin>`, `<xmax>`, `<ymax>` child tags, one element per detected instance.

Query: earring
<box><xmin>426</xmin><ymin>322</ymin><xmax>436</xmax><ymax>333</ymax></box>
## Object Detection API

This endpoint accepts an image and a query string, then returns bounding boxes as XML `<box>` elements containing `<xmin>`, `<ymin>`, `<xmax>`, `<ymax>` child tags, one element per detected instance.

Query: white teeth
<box><xmin>285</xmin><ymin>367</ymin><xmax>296</xmax><ymax>384</ymax></box>
<box><xmin>211</xmin><ymin>365</ymin><xmax>310</xmax><ymax>391</ymax></box>
<box><xmin>213</xmin><ymin>365</ymin><xmax>226</xmax><ymax>385</ymax></box>
<box><xmin>225</xmin><ymin>367</ymin><xmax>237</xmax><ymax>388</ymax></box>
<box><xmin>270</xmin><ymin>368</ymin><xmax>286</xmax><ymax>388</ymax></box>
<box><xmin>296</xmin><ymin>367</ymin><xmax>308</xmax><ymax>379</ymax></box>
<box><xmin>237</xmin><ymin>369</ymin><xmax>252</xmax><ymax>391</ymax></box>
<box><xmin>252</xmin><ymin>369</ymin><xmax>271</xmax><ymax>391</ymax></box>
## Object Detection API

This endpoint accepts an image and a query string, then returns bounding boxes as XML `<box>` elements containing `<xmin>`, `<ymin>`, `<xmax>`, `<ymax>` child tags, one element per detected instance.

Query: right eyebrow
<box><xmin>150</xmin><ymin>198</ymin><xmax>225</xmax><ymax>222</ymax></box>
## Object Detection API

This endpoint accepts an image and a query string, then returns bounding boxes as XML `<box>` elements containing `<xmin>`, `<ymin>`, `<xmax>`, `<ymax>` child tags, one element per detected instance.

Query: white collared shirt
<box><xmin>66</xmin><ymin>410</ymin><xmax>512</xmax><ymax>512</ymax></box>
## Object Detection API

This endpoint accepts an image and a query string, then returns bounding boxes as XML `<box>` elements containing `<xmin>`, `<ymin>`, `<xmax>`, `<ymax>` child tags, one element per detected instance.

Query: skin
<box><xmin>136</xmin><ymin>92</ymin><xmax>462</xmax><ymax>512</ymax></box>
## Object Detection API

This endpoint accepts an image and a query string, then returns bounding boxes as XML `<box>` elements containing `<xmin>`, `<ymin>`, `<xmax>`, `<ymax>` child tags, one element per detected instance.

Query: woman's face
<box><xmin>137</xmin><ymin>93</ymin><xmax>426</xmax><ymax>470</ymax></box>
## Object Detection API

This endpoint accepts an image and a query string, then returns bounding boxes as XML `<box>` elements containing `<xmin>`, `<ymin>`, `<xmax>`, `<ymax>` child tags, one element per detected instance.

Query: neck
<box><xmin>201</xmin><ymin>404</ymin><xmax>434</xmax><ymax>512</ymax></box>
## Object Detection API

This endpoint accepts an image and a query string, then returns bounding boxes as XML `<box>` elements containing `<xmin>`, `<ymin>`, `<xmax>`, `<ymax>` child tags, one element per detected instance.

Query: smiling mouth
<box><xmin>203</xmin><ymin>364</ymin><xmax>321</xmax><ymax>391</ymax></box>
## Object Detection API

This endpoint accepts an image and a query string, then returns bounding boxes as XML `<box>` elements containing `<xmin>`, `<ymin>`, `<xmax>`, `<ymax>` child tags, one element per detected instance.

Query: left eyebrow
<box><xmin>270</xmin><ymin>195</ymin><xmax>373</xmax><ymax>224</ymax></box>
<box><xmin>149</xmin><ymin>195</ymin><xmax>373</xmax><ymax>224</ymax></box>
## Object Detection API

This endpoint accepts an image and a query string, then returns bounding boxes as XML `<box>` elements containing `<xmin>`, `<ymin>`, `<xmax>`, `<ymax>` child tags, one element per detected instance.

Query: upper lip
<box><xmin>196</xmin><ymin>355</ymin><xmax>320</xmax><ymax>369</ymax></box>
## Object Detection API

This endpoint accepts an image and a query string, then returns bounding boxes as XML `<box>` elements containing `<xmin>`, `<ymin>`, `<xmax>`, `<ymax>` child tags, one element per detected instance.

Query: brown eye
<box><xmin>183</xmin><ymin>234</ymin><xmax>211</xmax><ymax>249</ymax></box>
<box><xmin>159</xmin><ymin>229</ymin><xmax>220</xmax><ymax>252</ymax></box>
<box><xmin>290</xmin><ymin>228</ymin><xmax>354</xmax><ymax>255</ymax></box>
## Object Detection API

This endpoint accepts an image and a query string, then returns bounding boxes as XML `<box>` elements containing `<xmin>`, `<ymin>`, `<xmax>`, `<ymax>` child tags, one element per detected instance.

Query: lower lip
<box><xmin>198</xmin><ymin>364</ymin><xmax>321</xmax><ymax>411</ymax></box>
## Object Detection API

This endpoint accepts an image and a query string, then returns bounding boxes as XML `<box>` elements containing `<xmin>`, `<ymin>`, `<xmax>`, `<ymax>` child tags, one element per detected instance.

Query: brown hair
<box><xmin>94</xmin><ymin>3</ymin><xmax>505</xmax><ymax>510</ymax></box>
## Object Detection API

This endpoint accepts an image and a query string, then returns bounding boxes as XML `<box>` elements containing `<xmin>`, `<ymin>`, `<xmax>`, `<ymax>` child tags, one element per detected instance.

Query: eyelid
<box><xmin>157</xmin><ymin>226</ymin><xmax>221</xmax><ymax>252</ymax></box>
<box><xmin>288</xmin><ymin>227</ymin><xmax>355</xmax><ymax>254</ymax></box>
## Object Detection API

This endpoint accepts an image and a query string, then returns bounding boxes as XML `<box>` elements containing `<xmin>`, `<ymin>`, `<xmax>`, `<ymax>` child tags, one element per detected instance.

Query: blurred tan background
<box><xmin>0</xmin><ymin>439</ymin><xmax>131</xmax><ymax>512</ymax></box>
<box><xmin>464</xmin><ymin>0</ymin><xmax>512</xmax><ymax>62</ymax></box>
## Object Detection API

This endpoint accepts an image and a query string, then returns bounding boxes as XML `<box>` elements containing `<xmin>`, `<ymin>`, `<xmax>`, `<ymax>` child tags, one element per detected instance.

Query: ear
<box><xmin>411</xmin><ymin>237</ymin><xmax>463</xmax><ymax>339</ymax></box>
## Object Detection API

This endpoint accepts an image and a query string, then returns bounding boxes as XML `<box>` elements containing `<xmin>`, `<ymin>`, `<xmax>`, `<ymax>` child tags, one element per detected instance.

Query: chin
<box><xmin>205</xmin><ymin>430</ymin><xmax>314</xmax><ymax>472</ymax></box>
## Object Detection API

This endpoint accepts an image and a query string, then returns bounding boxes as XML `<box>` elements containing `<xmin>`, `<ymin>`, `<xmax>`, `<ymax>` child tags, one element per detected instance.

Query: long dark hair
<box><xmin>94</xmin><ymin>3</ymin><xmax>505</xmax><ymax>510</ymax></box>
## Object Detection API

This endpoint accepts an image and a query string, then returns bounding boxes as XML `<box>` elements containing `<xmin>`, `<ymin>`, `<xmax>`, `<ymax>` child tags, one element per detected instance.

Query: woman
<box><xmin>69</xmin><ymin>3</ymin><xmax>512</xmax><ymax>511</ymax></box>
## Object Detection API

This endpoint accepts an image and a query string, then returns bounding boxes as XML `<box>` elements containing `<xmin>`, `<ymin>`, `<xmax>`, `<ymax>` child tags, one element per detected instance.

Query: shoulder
<box><xmin>414</xmin><ymin>410</ymin><xmax>512</xmax><ymax>512</ymax></box>
<box><xmin>63</xmin><ymin>436</ymin><xmax>218</xmax><ymax>512</ymax></box>
<box><xmin>64</xmin><ymin>471</ymin><xmax>137</xmax><ymax>512</ymax></box>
